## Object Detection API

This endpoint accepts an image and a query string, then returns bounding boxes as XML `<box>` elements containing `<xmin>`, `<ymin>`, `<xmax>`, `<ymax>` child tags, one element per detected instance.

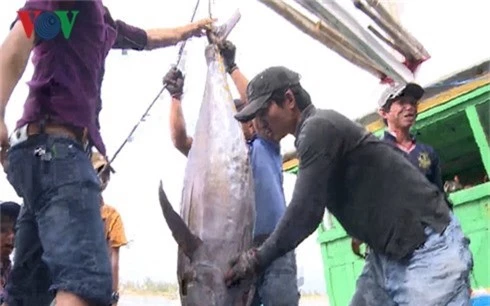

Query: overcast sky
<box><xmin>1</xmin><ymin>0</ymin><xmax>488</xmax><ymax>294</ymax></box>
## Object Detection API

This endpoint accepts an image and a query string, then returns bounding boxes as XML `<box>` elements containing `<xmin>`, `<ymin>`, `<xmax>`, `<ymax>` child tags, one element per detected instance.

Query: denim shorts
<box><xmin>5</xmin><ymin>135</ymin><xmax>112</xmax><ymax>306</ymax></box>
<box><xmin>250</xmin><ymin>251</ymin><xmax>300</xmax><ymax>306</ymax></box>
<box><xmin>349</xmin><ymin>213</ymin><xmax>473</xmax><ymax>306</ymax></box>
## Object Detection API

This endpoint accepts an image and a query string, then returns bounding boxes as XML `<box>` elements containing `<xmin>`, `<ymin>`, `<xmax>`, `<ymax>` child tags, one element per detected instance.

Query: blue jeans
<box><xmin>349</xmin><ymin>213</ymin><xmax>473</xmax><ymax>306</ymax></box>
<box><xmin>250</xmin><ymin>251</ymin><xmax>300</xmax><ymax>306</ymax></box>
<box><xmin>5</xmin><ymin>135</ymin><xmax>112</xmax><ymax>306</ymax></box>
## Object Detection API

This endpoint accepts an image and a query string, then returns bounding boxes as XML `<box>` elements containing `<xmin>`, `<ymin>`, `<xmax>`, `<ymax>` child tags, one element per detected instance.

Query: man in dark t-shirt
<box><xmin>223</xmin><ymin>66</ymin><xmax>473</xmax><ymax>305</ymax></box>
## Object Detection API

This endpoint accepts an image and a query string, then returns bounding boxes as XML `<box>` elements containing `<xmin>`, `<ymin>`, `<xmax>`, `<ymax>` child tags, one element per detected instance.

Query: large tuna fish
<box><xmin>158</xmin><ymin>43</ymin><xmax>255</xmax><ymax>306</ymax></box>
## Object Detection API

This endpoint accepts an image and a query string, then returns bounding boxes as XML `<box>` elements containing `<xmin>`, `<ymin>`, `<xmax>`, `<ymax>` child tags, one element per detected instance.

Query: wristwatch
<box><xmin>111</xmin><ymin>291</ymin><xmax>119</xmax><ymax>304</ymax></box>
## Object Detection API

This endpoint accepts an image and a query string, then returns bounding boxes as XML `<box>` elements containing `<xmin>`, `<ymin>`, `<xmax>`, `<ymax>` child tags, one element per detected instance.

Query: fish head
<box><xmin>181</xmin><ymin>263</ymin><xmax>227</xmax><ymax>305</ymax></box>
<box><xmin>182</xmin><ymin>261</ymin><xmax>252</xmax><ymax>306</ymax></box>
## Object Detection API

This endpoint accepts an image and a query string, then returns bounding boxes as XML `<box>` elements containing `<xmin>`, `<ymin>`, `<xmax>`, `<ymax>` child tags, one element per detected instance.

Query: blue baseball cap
<box><xmin>0</xmin><ymin>201</ymin><xmax>21</xmax><ymax>219</ymax></box>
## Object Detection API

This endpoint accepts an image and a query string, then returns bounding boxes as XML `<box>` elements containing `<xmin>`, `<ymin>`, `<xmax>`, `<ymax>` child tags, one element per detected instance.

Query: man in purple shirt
<box><xmin>0</xmin><ymin>1</ymin><xmax>212</xmax><ymax>305</ymax></box>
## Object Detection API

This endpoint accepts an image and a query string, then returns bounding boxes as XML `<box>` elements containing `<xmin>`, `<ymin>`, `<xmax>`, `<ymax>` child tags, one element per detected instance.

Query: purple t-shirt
<box><xmin>13</xmin><ymin>0</ymin><xmax>148</xmax><ymax>155</ymax></box>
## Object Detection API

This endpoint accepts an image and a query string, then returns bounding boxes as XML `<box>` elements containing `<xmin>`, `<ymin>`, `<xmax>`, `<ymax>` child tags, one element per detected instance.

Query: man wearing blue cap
<box><xmin>0</xmin><ymin>201</ymin><xmax>21</xmax><ymax>304</ymax></box>
<box><xmin>165</xmin><ymin>42</ymin><xmax>300</xmax><ymax>306</ymax></box>
<box><xmin>224</xmin><ymin>66</ymin><xmax>473</xmax><ymax>306</ymax></box>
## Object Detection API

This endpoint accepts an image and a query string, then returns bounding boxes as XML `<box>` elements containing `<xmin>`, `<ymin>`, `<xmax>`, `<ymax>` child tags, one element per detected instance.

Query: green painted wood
<box><xmin>285</xmin><ymin>166</ymin><xmax>298</xmax><ymax>175</ymax></box>
<box><xmin>373</xmin><ymin>129</ymin><xmax>384</xmax><ymax>138</ymax></box>
<box><xmin>417</xmin><ymin>112</ymin><xmax>472</xmax><ymax>146</ymax></box>
<box><xmin>476</xmin><ymin>102</ymin><xmax>490</xmax><ymax>144</ymax></box>
<box><xmin>415</xmin><ymin>86</ymin><xmax>489</xmax><ymax>128</ymax></box>
<box><xmin>317</xmin><ymin>218</ymin><xmax>347</xmax><ymax>243</ymax></box>
<box><xmin>466</xmin><ymin>105</ymin><xmax>490</xmax><ymax>177</ymax></box>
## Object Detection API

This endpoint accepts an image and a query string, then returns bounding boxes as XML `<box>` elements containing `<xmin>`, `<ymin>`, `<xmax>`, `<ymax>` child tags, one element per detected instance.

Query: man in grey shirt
<box><xmin>224</xmin><ymin>66</ymin><xmax>473</xmax><ymax>305</ymax></box>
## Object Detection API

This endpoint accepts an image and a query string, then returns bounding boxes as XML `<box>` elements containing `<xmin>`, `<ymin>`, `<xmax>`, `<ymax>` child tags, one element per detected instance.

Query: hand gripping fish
<box><xmin>158</xmin><ymin>25</ymin><xmax>255</xmax><ymax>306</ymax></box>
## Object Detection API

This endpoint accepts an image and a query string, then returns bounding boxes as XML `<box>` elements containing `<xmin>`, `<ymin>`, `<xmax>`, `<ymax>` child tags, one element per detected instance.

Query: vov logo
<box><xmin>17</xmin><ymin>10</ymin><xmax>79</xmax><ymax>40</ymax></box>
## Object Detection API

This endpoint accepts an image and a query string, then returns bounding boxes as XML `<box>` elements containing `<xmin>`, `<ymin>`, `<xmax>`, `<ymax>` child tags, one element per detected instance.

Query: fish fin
<box><xmin>158</xmin><ymin>181</ymin><xmax>202</xmax><ymax>259</ymax></box>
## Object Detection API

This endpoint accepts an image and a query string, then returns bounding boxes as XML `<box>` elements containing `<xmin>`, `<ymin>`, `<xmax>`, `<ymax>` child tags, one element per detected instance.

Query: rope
<box><xmin>208</xmin><ymin>0</ymin><xmax>213</xmax><ymax>19</ymax></box>
<box><xmin>107</xmin><ymin>0</ymin><xmax>202</xmax><ymax>167</ymax></box>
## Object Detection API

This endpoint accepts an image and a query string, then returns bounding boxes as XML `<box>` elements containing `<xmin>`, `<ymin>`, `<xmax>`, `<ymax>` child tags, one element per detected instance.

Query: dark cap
<box><xmin>0</xmin><ymin>201</ymin><xmax>21</xmax><ymax>219</ymax></box>
<box><xmin>235</xmin><ymin>66</ymin><xmax>300</xmax><ymax>122</ymax></box>
<box><xmin>378</xmin><ymin>82</ymin><xmax>425</xmax><ymax>109</ymax></box>
<box><xmin>233</xmin><ymin>99</ymin><xmax>245</xmax><ymax>112</ymax></box>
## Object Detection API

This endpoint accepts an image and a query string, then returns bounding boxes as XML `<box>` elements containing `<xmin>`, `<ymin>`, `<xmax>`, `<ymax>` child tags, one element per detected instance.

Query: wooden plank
<box><xmin>437</xmin><ymin>138</ymin><xmax>479</xmax><ymax>159</ymax></box>
<box><xmin>448</xmin><ymin>181</ymin><xmax>490</xmax><ymax>204</ymax></box>
<box><xmin>362</xmin><ymin>0</ymin><xmax>430</xmax><ymax>61</ymax></box>
<box><xmin>294</xmin><ymin>0</ymin><xmax>414</xmax><ymax>83</ymax></box>
<box><xmin>257</xmin><ymin>0</ymin><xmax>384</xmax><ymax>79</ymax></box>
<box><xmin>283</xmin><ymin>158</ymin><xmax>299</xmax><ymax>171</ymax></box>
<box><xmin>414</xmin><ymin>95</ymin><xmax>488</xmax><ymax>132</ymax></box>
<box><xmin>475</xmin><ymin>102</ymin><xmax>490</xmax><ymax>143</ymax></box>
<box><xmin>466</xmin><ymin>105</ymin><xmax>490</xmax><ymax>177</ymax></box>
<box><xmin>417</xmin><ymin>113</ymin><xmax>473</xmax><ymax>149</ymax></box>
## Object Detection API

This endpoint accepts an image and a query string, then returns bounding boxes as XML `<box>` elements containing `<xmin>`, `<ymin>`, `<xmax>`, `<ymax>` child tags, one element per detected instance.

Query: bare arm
<box><xmin>144</xmin><ymin>26</ymin><xmax>190</xmax><ymax>50</ymax></box>
<box><xmin>229</xmin><ymin>69</ymin><xmax>249</xmax><ymax>103</ymax></box>
<box><xmin>145</xmin><ymin>22</ymin><xmax>206</xmax><ymax>50</ymax></box>
<box><xmin>257</xmin><ymin>117</ymin><xmax>342</xmax><ymax>267</ymax></box>
<box><xmin>229</xmin><ymin>68</ymin><xmax>274</xmax><ymax>141</ymax></box>
<box><xmin>0</xmin><ymin>21</ymin><xmax>34</xmax><ymax>118</ymax></box>
<box><xmin>110</xmin><ymin>247</ymin><xmax>120</xmax><ymax>293</ymax></box>
<box><xmin>169</xmin><ymin>97</ymin><xmax>193</xmax><ymax>157</ymax></box>
<box><xmin>105</xmin><ymin>5</ymin><xmax>212</xmax><ymax>52</ymax></box>
<box><xmin>218</xmin><ymin>41</ymin><xmax>248</xmax><ymax>103</ymax></box>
